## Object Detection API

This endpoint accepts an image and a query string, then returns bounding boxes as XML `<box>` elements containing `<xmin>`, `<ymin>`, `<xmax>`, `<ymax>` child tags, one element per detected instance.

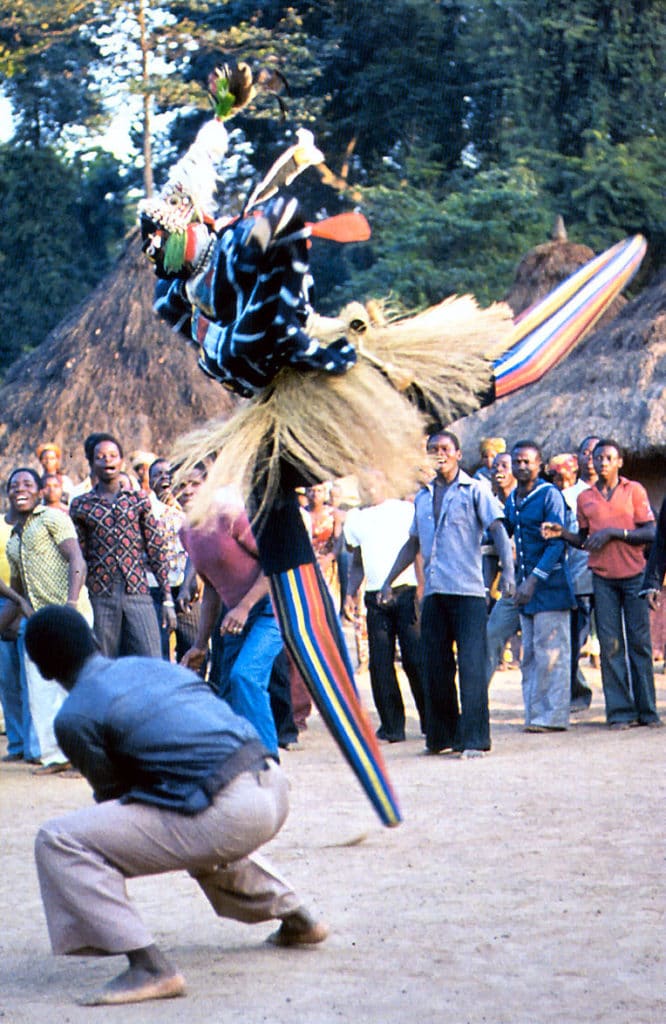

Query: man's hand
<box><xmin>176</xmin><ymin>578</ymin><xmax>200</xmax><ymax>613</ymax></box>
<box><xmin>181</xmin><ymin>646</ymin><xmax>207</xmax><ymax>671</ymax></box>
<box><xmin>220</xmin><ymin>603</ymin><xmax>250</xmax><ymax>636</ymax></box>
<box><xmin>541</xmin><ymin>522</ymin><xmax>563</xmax><ymax>540</ymax></box>
<box><xmin>514</xmin><ymin>575</ymin><xmax>537</xmax><ymax>607</ymax></box>
<box><xmin>499</xmin><ymin>571</ymin><xmax>516</xmax><ymax>600</ymax></box>
<box><xmin>18</xmin><ymin>596</ymin><xmax>34</xmax><ymax>618</ymax></box>
<box><xmin>584</xmin><ymin>528</ymin><xmax>616</xmax><ymax>552</ymax></box>
<box><xmin>161</xmin><ymin>603</ymin><xmax>177</xmax><ymax>632</ymax></box>
<box><xmin>378</xmin><ymin>582</ymin><xmax>394</xmax><ymax>606</ymax></box>
<box><xmin>343</xmin><ymin>594</ymin><xmax>357</xmax><ymax>621</ymax></box>
<box><xmin>640</xmin><ymin>588</ymin><xmax>661</xmax><ymax>612</ymax></box>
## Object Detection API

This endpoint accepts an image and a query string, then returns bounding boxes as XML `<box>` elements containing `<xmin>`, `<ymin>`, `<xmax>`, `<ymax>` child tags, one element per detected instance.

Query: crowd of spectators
<box><xmin>0</xmin><ymin>427</ymin><xmax>663</xmax><ymax>776</ymax></box>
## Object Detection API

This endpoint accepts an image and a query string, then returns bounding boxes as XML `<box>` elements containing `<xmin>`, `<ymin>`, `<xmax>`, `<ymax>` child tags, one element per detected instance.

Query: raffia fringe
<box><xmin>171</xmin><ymin>294</ymin><xmax>514</xmax><ymax>524</ymax></box>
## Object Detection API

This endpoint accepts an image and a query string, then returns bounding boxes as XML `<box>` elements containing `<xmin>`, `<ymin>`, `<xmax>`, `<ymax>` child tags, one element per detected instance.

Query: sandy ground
<box><xmin>0</xmin><ymin>663</ymin><xmax>664</xmax><ymax>1024</ymax></box>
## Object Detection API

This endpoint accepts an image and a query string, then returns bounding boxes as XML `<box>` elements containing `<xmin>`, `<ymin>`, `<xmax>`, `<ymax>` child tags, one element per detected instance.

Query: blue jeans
<box><xmin>214</xmin><ymin>594</ymin><xmax>282</xmax><ymax>755</ymax></box>
<box><xmin>14</xmin><ymin>620</ymin><xmax>40</xmax><ymax>759</ymax></box>
<box><xmin>486</xmin><ymin>595</ymin><xmax>521</xmax><ymax>685</ymax></box>
<box><xmin>0</xmin><ymin>635</ymin><xmax>24</xmax><ymax>756</ymax></box>
<box><xmin>570</xmin><ymin>596</ymin><xmax>593</xmax><ymax>707</ymax></box>
<box><xmin>592</xmin><ymin>573</ymin><xmax>659</xmax><ymax>724</ymax></box>
<box><xmin>420</xmin><ymin>593</ymin><xmax>490</xmax><ymax>751</ymax></box>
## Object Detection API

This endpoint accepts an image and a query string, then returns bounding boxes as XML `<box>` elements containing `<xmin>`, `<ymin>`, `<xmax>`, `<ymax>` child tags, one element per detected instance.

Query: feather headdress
<box><xmin>138</xmin><ymin>62</ymin><xmax>255</xmax><ymax>234</ymax></box>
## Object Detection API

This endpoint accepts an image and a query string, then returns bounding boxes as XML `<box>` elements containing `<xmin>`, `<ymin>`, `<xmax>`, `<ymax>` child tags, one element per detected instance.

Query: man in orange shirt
<box><xmin>542</xmin><ymin>440</ymin><xmax>661</xmax><ymax>729</ymax></box>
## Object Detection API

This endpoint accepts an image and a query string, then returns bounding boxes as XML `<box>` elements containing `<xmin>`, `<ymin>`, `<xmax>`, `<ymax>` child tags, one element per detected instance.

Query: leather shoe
<box><xmin>32</xmin><ymin>761</ymin><xmax>72</xmax><ymax>775</ymax></box>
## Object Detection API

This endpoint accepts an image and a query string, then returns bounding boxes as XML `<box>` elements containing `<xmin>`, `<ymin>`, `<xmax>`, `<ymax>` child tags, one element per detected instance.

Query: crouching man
<box><xmin>24</xmin><ymin>605</ymin><xmax>327</xmax><ymax>1007</ymax></box>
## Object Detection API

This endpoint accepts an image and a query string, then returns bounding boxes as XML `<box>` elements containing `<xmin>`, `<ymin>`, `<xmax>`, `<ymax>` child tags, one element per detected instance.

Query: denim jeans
<box><xmin>570</xmin><ymin>597</ymin><xmax>593</xmax><ymax>707</ymax></box>
<box><xmin>0</xmin><ymin>634</ymin><xmax>25</xmax><ymax>756</ymax></box>
<box><xmin>214</xmin><ymin>594</ymin><xmax>283</xmax><ymax>755</ymax></box>
<box><xmin>592</xmin><ymin>573</ymin><xmax>659</xmax><ymax>724</ymax></box>
<box><xmin>486</xmin><ymin>595</ymin><xmax>521</xmax><ymax>685</ymax></box>
<box><xmin>420</xmin><ymin>593</ymin><xmax>490</xmax><ymax>751</ymax></box>
<box><xmin>365</xmin><ymin>587</ymin><xmax>426</xmax><ymax>740</ymax></box>
<box><xmin>519</xmin><ymin>610</ymin><xmax>570</xmax><ymax>729</ymax></box>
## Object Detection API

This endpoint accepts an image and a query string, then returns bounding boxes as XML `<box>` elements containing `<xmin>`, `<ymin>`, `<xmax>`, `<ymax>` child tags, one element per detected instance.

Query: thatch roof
<box><xmin>452</xmin><ymin>265</ymin><xmax>666</xmax><ymax>467</ymax></box>
<box><xmin>505</xmin><ymin>223</ymin><xmax>626</xmax><ymax>323</ymax></box>
<box><xmin>0</xmin><ymin>230</ymin><xmax>235</xmax><ymax>483</ymax></box>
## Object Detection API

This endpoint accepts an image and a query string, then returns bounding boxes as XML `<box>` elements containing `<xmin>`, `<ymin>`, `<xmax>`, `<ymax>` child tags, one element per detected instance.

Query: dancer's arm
<box><xmin>379</xmin><ymin>536</ymin><xmax>420</xmax><ymax>604</ymax></box>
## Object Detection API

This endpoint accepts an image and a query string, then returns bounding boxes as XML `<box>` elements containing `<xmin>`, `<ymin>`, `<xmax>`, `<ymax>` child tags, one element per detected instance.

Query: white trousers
<box><xmin>35</xmin><ymin>761</ymin><xmax>302</xmax><ymax>954</ymax></box>
<box><xmin>23</xmin><ymin>652</ymin><xmax>68</xmax><ymax>765</ymax></box>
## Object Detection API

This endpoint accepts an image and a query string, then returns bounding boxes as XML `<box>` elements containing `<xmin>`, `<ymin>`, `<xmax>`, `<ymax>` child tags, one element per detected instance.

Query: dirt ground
<box><xmin>1</xmin><ymin>663</ymin><xmax>664</xmax><ymax>1024</ymax></box>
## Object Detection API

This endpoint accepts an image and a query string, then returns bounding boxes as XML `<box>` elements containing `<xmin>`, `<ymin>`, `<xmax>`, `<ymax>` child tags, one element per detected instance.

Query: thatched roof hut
<box><xmin>0</xmin><ymin>230</ymin><xmax>235</xmax><ymax>485</ymax></box>
<box><xmin>452</xmin><ymin>265</ymin><xmax>666</xmax><ymax>504</ymax></box>
<box><xmin>505</xmin><ymin>221</ymin><xmax>627</xmax><ymax>322</ymax></box>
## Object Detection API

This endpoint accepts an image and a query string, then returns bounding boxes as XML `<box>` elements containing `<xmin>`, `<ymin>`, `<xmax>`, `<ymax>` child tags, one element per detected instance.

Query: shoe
<box><xmin>1</xmin><ymin>752</ymin><xmax>23</xmax><ymax>762</ymax></box>
<box><xmin>457</xmin><ymin>749</ymin><xmax>486</xmax><ymax>759</ymax></box>
<box><xmin>422</xmin><ymin>745</ymin><xmax>454</xmax><ymax>755</ymax></box>
<box><xmin>570</xmin><ymin>699</ymin><xmax>592</xmax><ymax>713</ymax></box>
<box><xmin>32</xmin><ymin>761</ymin><xmax>72</xmax><ymax>775</ymax></box>
<box><xmin>524</xmin><ymin>725</ymin><xmax>566</xmax><ymax>733</ymax></box>
<box><xmin>640</xmin><ymin>718</ymin><xmax>663</xmax><ymax>729</ymax></box>
<box><xmin>608</xmin><ymin>721</ymin><xmax>639</xmax><ymax>731</ymax></box>
<box><xmin>267</xmin><ymin>909</ymin><xmax>329</xmax><ymax>947</ymax></box>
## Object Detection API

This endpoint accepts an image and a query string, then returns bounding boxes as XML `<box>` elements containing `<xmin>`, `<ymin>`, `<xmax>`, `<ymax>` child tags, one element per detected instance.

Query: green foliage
<box><xmin>0</xmin><ymin>0</ymin><xmax>105</xmax><ymax>146</ymax></box>
<box><xmin>0</xmin><ymin>145</ymin><xmax>126</xmax><ymax>372</ymax></box>
<box><xmin>321</xmin><ymin>165</ymin><xmax>552</xmax><ymax>313</ymax></box>
<box><xmin>0</xmin><ymin>0</ymin><xmax>664</xmax><ymax>370</ymax></box>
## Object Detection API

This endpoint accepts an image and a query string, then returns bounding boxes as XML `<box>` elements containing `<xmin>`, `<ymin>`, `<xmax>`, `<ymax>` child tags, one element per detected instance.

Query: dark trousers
<box><xmin>420</xmin><ymin>593</ymin><xmax>490</xmax><ymax>752</ymax></box>
<box><xmin>150</xmin><ymin>586</ymin><xmax>204</xmax><ymax>671</ymax></box>
<box><xmin>592</xmin><ymin>573</ymin><xmax>659</xmax><ymax>724</ymax></box>
<box><xmin>92</xmin><ymin>584</ymin><xmax>161</xmax><ymax>659</ymax></box>
<box><xmin>365</xmin><ymin>587</ymin><xmax>425</xmax><ymax>740</ymax></box>
<box><xmin>570</xmin><ymin>596</ymin><xmax>593</xmax><ymax>707</ymax></box>
<box><xmin>268</xmin><ymin>648</ymin><xmax>299</xmax><ymax>748</ymax></box>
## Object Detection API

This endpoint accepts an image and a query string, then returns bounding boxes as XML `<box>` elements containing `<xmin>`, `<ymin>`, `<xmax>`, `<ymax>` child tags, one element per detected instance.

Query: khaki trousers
<box><xmin>35</xmin><ymin>761</ymin><xmax>301</xmax><ymax>954</ymax></box>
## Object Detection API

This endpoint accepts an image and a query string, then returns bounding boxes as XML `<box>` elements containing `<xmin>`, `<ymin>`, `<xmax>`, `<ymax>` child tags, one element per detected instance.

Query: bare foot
<box><xmin>267</xmin><ymin>908</ymin><xmax>329</xmax><ymax>947</ymax></box>
<box><xmin>79</xmin><ymin>966</ymin><xmax>186</xmax><ymax>1006</ymax></box>
<box><xmin>79</xmin><ymin>945</ymin><xmax>186</xmax><ymax>1005</ymax></box>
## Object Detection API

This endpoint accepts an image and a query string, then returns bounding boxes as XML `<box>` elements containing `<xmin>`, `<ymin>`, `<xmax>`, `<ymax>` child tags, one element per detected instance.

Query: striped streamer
<box><xmin>270</xmin><ymin>562</ymin><xmax>402</xmax><ymax>827</ymax></box>
<box><xmin>493</xmin><ymin>234</ymin><xmax>647</xmax><ymax>398</ymax></box>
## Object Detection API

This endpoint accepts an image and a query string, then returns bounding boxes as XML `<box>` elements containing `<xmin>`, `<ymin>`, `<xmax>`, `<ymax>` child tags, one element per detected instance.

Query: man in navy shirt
<box><xmin>24</xmin><ymin>606</ymin><xmax>327</xmax><ymax>1007</ymax></box>
<box><xmin>505</xmin><ymin>441</ymin><xmax>575</xmax><ymax>732</ymax></box>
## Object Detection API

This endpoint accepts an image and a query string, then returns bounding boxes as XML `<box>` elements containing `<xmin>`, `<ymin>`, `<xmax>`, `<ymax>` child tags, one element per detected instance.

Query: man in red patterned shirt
<box><xmin>70</xmin><ymin>435</ymin><xmax>176</xmax><ymax>658</ymax></box>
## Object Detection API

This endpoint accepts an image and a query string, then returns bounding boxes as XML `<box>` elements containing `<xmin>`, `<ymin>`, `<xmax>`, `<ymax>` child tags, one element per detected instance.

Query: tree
<box><xmin>0</xmin><ymin>144</ymin><xmax>125</xmax><ymax>371</ymax></box>
<box><xmin>0</xmin><ymin>1</ymin><xmax>104</xmax><ymax>147</ymax></box>
<box><xmin>320</xmin><ymin>162</ymin><xmax>551</xmax><ymax>313</ymax></box>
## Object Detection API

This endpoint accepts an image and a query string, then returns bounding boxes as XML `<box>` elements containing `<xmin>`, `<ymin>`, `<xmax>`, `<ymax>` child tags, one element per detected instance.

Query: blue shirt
<box><xmin>505</xmin><ymin>481</ymin><xmax>574</xmax><ymax>614</ymax></box>
<box><xmin>55</xmin><ymin>654</ymin><xmax>268</xmax><ymax>815</ymax></box>
<box><xmin>410</xmin><ymin>470</ymin><xmax>504</xmax><ymax>598</ymax></box>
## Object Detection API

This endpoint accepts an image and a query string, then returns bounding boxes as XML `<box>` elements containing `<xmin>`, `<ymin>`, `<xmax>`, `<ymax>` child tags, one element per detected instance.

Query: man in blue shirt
<box><xmin>505</xmin><ymin>441</ymin><xmax>575</xmax><ymax>732</ymax></box>
<box><xmin>381</xmin><ymin>429</ymin><xmax>515</xmax><ymax>756</ymax></box>
<box><xmin>24</xmin><ymin>606</ymin><xmax>327</xmax><ymax>1008</ymax></box>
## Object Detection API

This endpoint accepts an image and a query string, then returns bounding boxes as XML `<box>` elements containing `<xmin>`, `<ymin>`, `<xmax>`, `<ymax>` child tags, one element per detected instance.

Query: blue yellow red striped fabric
<box><xmin>270</xmin><ymin>562</ymin><xmax>402</xmax><ymax>827</ymax></box>
<box><xmin>493</xmin><ymin>234</ymin><xmax>647</xmax><ymax>398</ymax></box>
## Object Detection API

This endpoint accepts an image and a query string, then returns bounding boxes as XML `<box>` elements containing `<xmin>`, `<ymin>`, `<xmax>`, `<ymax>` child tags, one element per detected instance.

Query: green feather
<box><xmin>163</xmin><ymin>232</ymin><xmax>187</xmax><ymax>274</ymax></box>
<box><xmin>214</xmin><ymin>77</ymin><xmax>235</xmax><ymax>120</ymax></box>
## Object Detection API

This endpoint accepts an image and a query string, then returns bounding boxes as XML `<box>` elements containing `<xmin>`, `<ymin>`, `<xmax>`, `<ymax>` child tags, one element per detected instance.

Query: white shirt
<box><xmin>344</xmin><ymin>499</ymin><xmax>418</xmax><ymax>591</ymax></box>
